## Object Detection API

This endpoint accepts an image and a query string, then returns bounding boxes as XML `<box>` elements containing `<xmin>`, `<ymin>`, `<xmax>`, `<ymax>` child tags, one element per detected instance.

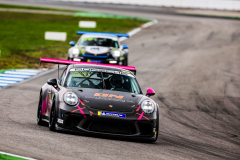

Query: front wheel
<box><xmin>49</xmin><ymin>100</ymin><xmax>57</xmax><ymax>131</ymax></box>
<box><xmin>37</xmin><ymin>93</ymin><xmax>44</xmax><ymax>126</ymax></box>
<box><xmin>151</xmin><ymin>109</ymin><xmax>159</xmax><ymax>142</ymax></box>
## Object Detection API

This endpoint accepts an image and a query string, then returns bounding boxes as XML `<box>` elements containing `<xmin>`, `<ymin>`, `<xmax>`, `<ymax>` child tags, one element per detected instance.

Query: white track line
<box><xmin>0</xmin><ymin>83</ymin><xmax>9</xmax><ymax>87</ymax></box>
<box><xmin>4</xmin><ymin>71</ymin><xmax>38</xmax><ymax>75</ymax></box>
<box><xmin>0</xmin><ymin>77</ymin><xmax>24</xmax><ymax>81</ymax></box>
<box><xmin>0</xmin><ymin>74</ymin><xmax>31</xmax><ymax>78</ymax></box>
<box><xmin>119</xmin><ymin>18</ymin><xmax>158</xmax><ymax>42</ymax></box>
<box><xmin>0</xmin><ymin>151</ymin><xmax>37</xmax><ymax>160</ymax></box>
<box><xmin>0</xmin><ymin>80</ymin><xmax>18</xmax><ymax>84</ymax></box>
<box><xmin>14</xmin><ymin>70</ymin><xmax>41</xmax><ymax>73</ymax></box>
<box><xmin>0</xmin><ymin>69</ymin><xmax>43</xmax><ymax>88</ymax></box>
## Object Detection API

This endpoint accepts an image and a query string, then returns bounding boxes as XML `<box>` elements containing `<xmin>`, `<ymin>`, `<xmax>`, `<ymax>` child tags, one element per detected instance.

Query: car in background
<box><xmin>38</xmin><ymin>57</ymin><xmax>159</xmax><ymax>142</ymax></box>
<box><xmin>68</xmin><ymin>31</ymin><xmax>129</xmax><ymax>66</ymax></box>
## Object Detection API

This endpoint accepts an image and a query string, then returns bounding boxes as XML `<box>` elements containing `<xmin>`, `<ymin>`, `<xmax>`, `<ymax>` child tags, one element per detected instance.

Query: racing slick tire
<box><xmin>123</xmin><ymin>58</ymin><xmax>128</xmax><ymax>66</ymax></box>
<box><xmin>153</xmin><ymin>112</ymin><xmax>159</xmax><ymax>142</ymax></box>
<box><xmin>49</xmin><ymin>100</ymin><xmax>57</xmax><ymax>131</ymax></box>
<box><xmin>37</xmin><ymin>92</ymin><xmax>44</xmax><ymax>126</ymax></box>
<box><xmin>148</xmin><ymin>108</ymin><xmax>159</xmax><ymax>143</ymax></box>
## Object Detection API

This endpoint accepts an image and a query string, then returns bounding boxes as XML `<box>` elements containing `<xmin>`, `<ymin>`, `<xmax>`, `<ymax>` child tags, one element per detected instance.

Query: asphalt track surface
<box><xmin>0</xmin><ymin>0</ymin><xmax>240</xmax><ymax>159</ymax></box>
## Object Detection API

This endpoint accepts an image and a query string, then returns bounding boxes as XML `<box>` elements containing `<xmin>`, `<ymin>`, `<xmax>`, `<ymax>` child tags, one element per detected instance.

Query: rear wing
<box><xmin>77</xmin><ymin>31</ymin><xmax>129</xmax><ymax>38</ymax></box>
<box><xmin>39</xmin><ymin>57</ymin><xmax>136</xmax><ymax>75</ymax></box>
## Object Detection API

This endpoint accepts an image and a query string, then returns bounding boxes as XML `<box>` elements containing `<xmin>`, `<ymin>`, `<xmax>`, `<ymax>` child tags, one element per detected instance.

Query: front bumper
<box><xmin>56</xmin><ymin>105</ymin><xmax>157</xmax><ymax>140</ymax></box>
<box><xmin>72</xmin><ymin>56</ymin><xmax>121</xmax><ymax>65</ymax></box>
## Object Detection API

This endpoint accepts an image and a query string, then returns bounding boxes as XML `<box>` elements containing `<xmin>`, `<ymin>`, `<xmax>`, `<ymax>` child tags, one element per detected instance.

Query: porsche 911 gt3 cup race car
<box><xmin>38</xmin><ymin>57</ymin><xmax>159</xmax><ymax>142</ymax></box>
<box><xmin>68</xmin><ymin>31</ymin><xmax>129</xmax><ymax>66</ymax></box>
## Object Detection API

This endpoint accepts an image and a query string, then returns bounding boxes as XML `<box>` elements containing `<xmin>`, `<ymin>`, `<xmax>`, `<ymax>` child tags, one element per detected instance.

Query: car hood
<box><xmin>84</xmin><ymin>46</ymin><xmax>109</xmax><ymax>54</ymax></box>
<box><xmin>72</xmin><ymin>88</ymin><xmax>143</xmax><ymax>112</ymax></box>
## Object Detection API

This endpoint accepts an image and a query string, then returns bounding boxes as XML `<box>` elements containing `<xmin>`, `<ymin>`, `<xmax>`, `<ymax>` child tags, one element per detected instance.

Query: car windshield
<box><xmin>65</xmin><ymin>69</ymin><xmax>142</xmax><ymax>94</ymax></box>
<box><xmin>78</xmin><ymin>37</ymin><xmax>119</xmax><ymax>48</ymax></box>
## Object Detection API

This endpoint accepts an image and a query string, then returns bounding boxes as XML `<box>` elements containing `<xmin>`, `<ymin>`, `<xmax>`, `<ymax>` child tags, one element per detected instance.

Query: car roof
<box><xmin>81</xmin><ymin>33</ymin><xmax>118</xmax><ymax>40</ymax></box>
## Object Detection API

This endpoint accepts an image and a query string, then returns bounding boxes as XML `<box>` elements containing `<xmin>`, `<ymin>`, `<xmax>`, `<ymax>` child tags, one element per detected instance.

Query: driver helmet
<box><xmin>111</xmin><ymin>74</ymin><xmax>124</xmax><ymax>88</ymax></box>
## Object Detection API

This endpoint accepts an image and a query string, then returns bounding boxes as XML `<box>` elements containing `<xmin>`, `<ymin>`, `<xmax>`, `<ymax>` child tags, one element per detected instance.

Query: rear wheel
<box><xmin>37</xmin><ymin>93</ymin><xmax>44</xmax><ymax>126</ymax></box>
<box><xmin>49</xmin><ymin>100</ymin><xmax>57</xmax><ymax>131</ymax></box>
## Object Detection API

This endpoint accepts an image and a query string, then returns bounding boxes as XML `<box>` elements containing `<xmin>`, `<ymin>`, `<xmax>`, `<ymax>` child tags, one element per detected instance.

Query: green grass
<box><xmin>0</xmin><ymin>11</ymin><xmax>146</xmax><ymax>69</ymax></box>
<box><xmin>74</xmin><ymin>11</ymin><xmax>151</xmax><ymax>21</ymax></box>
<box><xmin>0</xmin><ymin>3</ymin><xmax>75</xmax><ymax>12</ymax></box>
<box><xmin>0</xmin><ymin>69</ymin><xmax>11</xmax><ymax>74</ymax></box>
<box><xmin>0</xmin><ymin>153</ymin><xmax>27</xmax><ymax>160</ymax></box>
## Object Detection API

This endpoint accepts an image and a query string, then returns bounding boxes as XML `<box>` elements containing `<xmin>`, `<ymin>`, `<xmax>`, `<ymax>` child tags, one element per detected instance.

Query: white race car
<box><xmin>68</xmin><ymin>31</ymin><xmax>129</xmax><ymax>66</ymax></box>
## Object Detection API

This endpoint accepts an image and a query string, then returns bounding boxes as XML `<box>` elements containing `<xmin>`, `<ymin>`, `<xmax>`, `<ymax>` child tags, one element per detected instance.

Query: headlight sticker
<box><xmin>136</xmin><ymin>113</ymin><xmax>150</xmax><ymax>121</ymax></box>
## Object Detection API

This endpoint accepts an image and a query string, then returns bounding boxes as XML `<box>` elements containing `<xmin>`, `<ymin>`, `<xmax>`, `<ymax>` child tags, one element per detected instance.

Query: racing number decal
<box><xmin>94</xmin><ymin>93</ymin><xmax>124</xmax><ymax>99</ymax></box>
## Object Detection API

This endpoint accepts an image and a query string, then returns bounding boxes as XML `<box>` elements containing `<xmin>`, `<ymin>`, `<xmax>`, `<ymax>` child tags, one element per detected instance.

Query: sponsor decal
<box><xmin>121</xmin><ymin>70</ymin><xmax>131</xmax><ymax>74</ymax></box>
<box><xmin>57</xmin><ymin>118</ymin><xmax>63</xmax><ymax>124</ymax></box>
<box><xmin>69</xmin><ymin>68</ymin><xmax>133</xmax><ymax>77</ymax></box>
<box><xmin>94</xmin><ymin>93</ymin><xmax>124</xmax><ymax>99</ymax></box>
<box><xmin>71</xmin><ymin>71</ymin><xmax>92</xmax><ymax>78</ymax></box>
<box><xmin>91</xmin><ymin>48</ymin><xmax>99</xmax><ymax>51</ymax></box>
<box><xmin>153</xmin><ymin>128</ymin><xmax>156</xmax><ymax>132</ymax></box>
<box><xmin>86</xmin><ymin>96</ymin><xmax>125</xmax><ymax>102</ymax></box>
<box><xmin>98</xmin><ymin>111</ymin><xmax>126</xmax><ymax>118</ymax></box>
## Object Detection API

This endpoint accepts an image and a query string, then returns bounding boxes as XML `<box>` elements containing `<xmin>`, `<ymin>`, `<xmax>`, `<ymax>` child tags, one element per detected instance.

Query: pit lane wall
<box><xmin>50</xmin><ymin>0</ymin><xmax>240</xmax><ymax>11</ymax></box>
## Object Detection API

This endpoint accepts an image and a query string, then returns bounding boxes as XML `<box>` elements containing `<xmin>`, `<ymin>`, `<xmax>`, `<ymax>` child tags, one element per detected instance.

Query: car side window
<box><xmin>59</xmin><ymin>68</ymin><xmax>67</xmax><ymax>86</ymax></box>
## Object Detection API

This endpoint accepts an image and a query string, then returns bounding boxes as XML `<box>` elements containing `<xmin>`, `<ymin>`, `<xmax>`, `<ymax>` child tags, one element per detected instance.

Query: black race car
<box><xmin>37</xmin><ymin>57</ymin><xmax>159</xmax><ymax>142</ymax></box>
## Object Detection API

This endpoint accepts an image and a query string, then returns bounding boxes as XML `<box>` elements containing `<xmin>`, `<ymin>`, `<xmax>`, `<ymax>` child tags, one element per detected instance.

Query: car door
<box><xmin>46</xmin><ymin>68</ymin><xmax>68</xmax><ymax>118</ymax></box>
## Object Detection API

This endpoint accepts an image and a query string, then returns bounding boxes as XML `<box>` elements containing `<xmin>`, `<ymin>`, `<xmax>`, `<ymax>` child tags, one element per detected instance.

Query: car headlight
<box><xmin>141</xmin><ymin>100</ymin><xmax>155</xmax><ymax>114</ymax></box>
<box><xmin>63</xmin><ymin>92</ymin><xmax>78</xmax><ymax>106</ymax></box>
<box><xmin>72</xmin><ymin>48</ymin><xmax>80</xmax><ymax>55</ymax></box>
<box><xmin>112</xmin><ymin>50</ymin><xmax>121</xmax><ymax>58</ymax></box>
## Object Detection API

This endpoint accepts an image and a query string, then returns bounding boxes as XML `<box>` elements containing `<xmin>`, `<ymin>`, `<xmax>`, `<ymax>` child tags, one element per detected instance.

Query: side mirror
<box><xmin>69</xmin><ymin>41</ymin><xmax>75</xmax><ymax>46</ymax></box>
<box><xmin>146</xmin><ymin>88</ymin><xmax>155</xmax><ymax>97</ymax></box>
<box><xmin>122</xmin><ymin>44</ymin><xmax>128</xmax><ymax>49</ymax></box>
<box><xmin>47</xmin><ymin>78</ymin><xmax>58</xmax><ymax>88</ymax></box>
